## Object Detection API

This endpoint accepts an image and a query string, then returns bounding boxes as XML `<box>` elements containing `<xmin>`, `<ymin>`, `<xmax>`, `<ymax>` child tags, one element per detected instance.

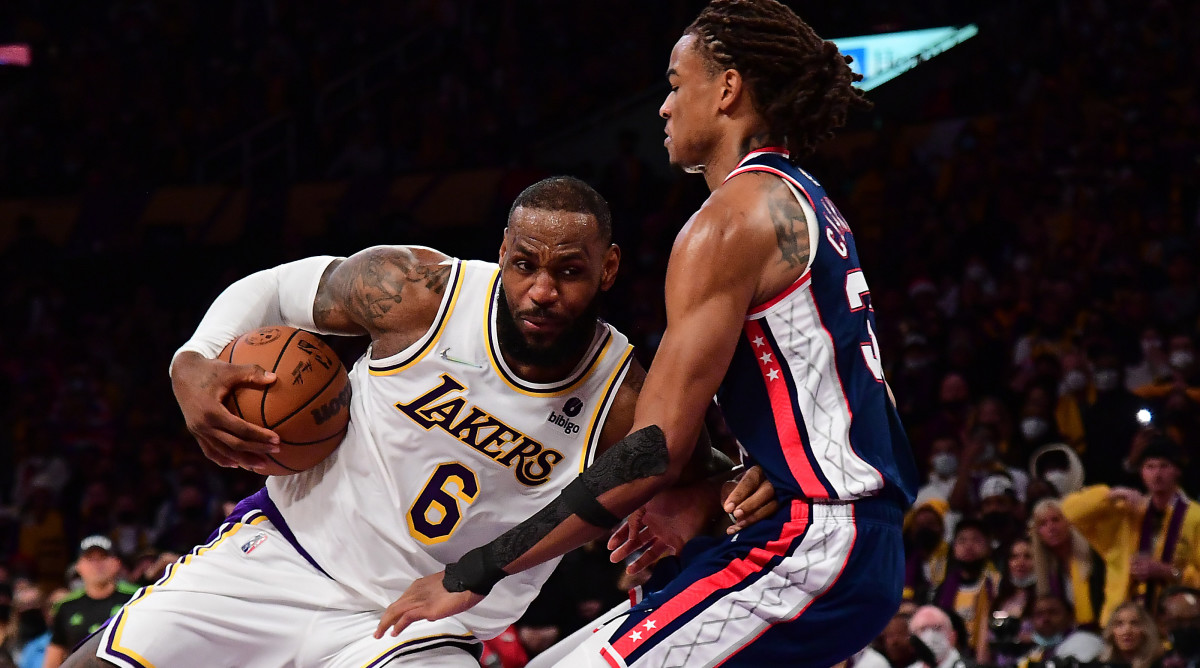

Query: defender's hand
<box><xmin>608</xmin><ymin>507</ymin><xmax>675</xmax><ymax>575</ymax></box>
<box><xmin>171</xmin><ymin>351</ymin><xmax>281</xmax><ymax>473</ymax></box>
<box><xmin>374</xmin><ymin>572</ymin><xmax>483</xmax><ymax>639</ymax></box>
<box><xmin>721</xmin><ymin>465</ymin><xmax>778</xmax><ymax>534</ymax></box>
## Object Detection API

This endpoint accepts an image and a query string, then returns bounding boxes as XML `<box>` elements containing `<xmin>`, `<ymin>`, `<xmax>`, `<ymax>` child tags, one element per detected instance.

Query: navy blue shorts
<box><xmin>593</xmin><ymin>496</ymin><xmax>904</xmax><ymax>667</ymax></box>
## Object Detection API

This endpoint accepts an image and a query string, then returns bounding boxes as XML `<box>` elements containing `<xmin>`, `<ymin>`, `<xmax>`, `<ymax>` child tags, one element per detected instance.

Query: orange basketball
<box><xmin>219</xmin><ymin>326</ymin><xmax>351</xmax><ymax>476</ymax></box>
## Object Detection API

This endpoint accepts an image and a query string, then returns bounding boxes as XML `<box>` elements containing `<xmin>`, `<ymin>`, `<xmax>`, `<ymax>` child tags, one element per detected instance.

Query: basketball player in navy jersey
<box><xmin>380</xmin><ymin>1</ymin><xmax>921</xmax><ymax>666</ymax></box>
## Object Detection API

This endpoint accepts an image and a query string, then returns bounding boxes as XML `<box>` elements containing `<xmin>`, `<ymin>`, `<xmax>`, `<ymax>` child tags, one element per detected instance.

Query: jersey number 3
<box><xmin>407</xmin><ymin>462</ymin><xmax>479</xmax><ymax>544</ymax></box>
<box><xmin>845</xmin><ymin>270</ymin><xmax>885</xmax><ymax>382</ymax></box>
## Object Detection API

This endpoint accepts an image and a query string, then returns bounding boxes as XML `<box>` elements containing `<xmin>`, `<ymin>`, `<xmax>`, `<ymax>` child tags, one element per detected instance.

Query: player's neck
<box><xmin>502</xmin><ymin>351</ymin><xmax>583</xmax><ymax>385</ymax></box>
<box><xmin>86</xmin><ymin>580</ymin><xmax>116</xmax><ymax>599</ymax></box>
<box><xmin>703</xmin><ymin>129</ymin><xmax>776</xmax><ymax>191</ymax></box>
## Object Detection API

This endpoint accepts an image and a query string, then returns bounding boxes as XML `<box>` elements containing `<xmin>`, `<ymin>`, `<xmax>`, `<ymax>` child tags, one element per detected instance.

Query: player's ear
<box><xmin>718</xmin><ymin>69</ymin><xmax>744</xmax><ymax>112</ymax></box>
<box><xmin>499</xmin><ymin>228</ymin><xmax>510</xmax><ymax>264</ymax></box>
<box><xmin>600</xmin><ymin>244</ymin><xmax>620</xmax><ymax>291</ymax></box>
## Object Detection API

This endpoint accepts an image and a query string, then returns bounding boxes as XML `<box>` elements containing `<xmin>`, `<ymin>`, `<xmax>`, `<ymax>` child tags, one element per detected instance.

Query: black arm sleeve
<box><xmin>443</xmin><ymin>425</ymin><xmax>670</xmax><ymax>595</ymax></box>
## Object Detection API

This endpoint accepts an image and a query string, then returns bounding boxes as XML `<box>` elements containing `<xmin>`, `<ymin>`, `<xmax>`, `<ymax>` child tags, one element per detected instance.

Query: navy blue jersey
<box><xmin>715</xmin><ymin>148</ymin><xmax>918</xmax><ymax>505</ymax></box>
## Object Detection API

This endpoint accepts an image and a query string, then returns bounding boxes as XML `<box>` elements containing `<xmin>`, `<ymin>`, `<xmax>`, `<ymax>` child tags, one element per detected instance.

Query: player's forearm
<box><xmin>443</xmin><ymin>425</ymin><xmax>672</xmax><ymax>595</ymax></box>
<box><xmin>170</xmin><ymin>256</ymin><xmax>336</xmax><ymax>374</ymax></box>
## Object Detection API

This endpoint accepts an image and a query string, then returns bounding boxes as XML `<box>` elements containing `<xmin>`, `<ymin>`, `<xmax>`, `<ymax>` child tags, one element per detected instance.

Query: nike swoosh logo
<box><xmin>440</xmin><ymin>348</ymin><xmax>483</xmax><ymax>368</ymax></box>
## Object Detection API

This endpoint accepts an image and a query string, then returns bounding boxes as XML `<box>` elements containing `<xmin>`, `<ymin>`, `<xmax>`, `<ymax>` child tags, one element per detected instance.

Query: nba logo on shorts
<box><xmin>240</xmin><ymin>531</ymin><xmax>268</xmax><ymax>555</ymax></box>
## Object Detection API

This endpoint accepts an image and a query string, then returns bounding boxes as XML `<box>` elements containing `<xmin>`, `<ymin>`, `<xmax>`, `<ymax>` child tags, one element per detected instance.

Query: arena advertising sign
<box><xmin>833</xmin><ymin>25</ymin><xmax>979</xmax><ymax>91</ymax></box>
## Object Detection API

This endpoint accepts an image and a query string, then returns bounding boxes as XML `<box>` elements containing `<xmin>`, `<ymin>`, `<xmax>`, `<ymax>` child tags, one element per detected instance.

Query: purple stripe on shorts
<box><xmin>220</xmin><ymin>487</ymin><xmax>332</xmax><ymax>577</ymax></box>
<box><xmin>100</xmin><ymin>609</ymin><xmax>150</xmax><ymax>668</ymax></box>
<box><xmin>365</xmin><ymin>633</ymin><xmax>480</xmax><ymax>667</ymax></box>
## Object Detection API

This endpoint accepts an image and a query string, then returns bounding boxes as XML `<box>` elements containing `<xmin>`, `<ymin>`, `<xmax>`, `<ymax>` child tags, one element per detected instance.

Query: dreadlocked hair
<box><xmin>687</xmin><ymin>0</ymin><xmax>872</xmax><ymax>159</ymax></box>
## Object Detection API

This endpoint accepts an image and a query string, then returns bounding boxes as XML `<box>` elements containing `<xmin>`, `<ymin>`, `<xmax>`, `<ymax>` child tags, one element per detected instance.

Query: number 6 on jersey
<box><xmin>407</xmin><ymin>462</ymin><xmax>480</xmax><ymax>544</ymax></box>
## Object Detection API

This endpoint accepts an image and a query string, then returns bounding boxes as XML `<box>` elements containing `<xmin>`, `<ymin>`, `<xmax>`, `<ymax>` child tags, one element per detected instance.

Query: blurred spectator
<box><xmin>910</xmin><ymin>605</ymin><xmax>973</xmax><ymax>668</ymax></box>
<box><xmin>904</xmin><ymin>498</ymin><xmax>951</xmax><ymax>604</ymax></box>
<box><xmin>1099</xmin><ymin>601</ymin><xmax>1164</xmax><ymax>668</ymax></box>
<box><xmin>978</xmin><ymin>475</ymin><xmax>1026</xmax><ymax>553</ymax></box>
<box><xmin>1063</xmin><ymin>435</ymin><xmax>1200</xmax><ymax>625</ymax></box>
<box><xmin>1082</xmin><ymin>352</ymin><xmax>1145</xmax><ymax>486</ymax></box>
<box><xmin>153</xmin><ymin>483</ymin><xmax>215</xmax><ymax>555</ymax></box>
<box><xmin>0</xmin><ymin>580</ymin><xmax>14</xmax><ymax>668</ymax></box>
<box><xmin>1017</xmin><ymin>594</ymin><xmax>1103</xmax><ymax>666</ymax></box>
<box><xmin>851</xmin><ymin>609</ymin><xmax>917</xmax><ymax>668</ymax></box>
<box><xmin>1029</xmin><ymin>498</ymin><xmax>1106</xmax><ymax>630</ymax></box>
<box><xmin>42</xmin><ymin>536</ymin><xmax>136</xmax><ymax>668</ymax></box>
<box><xmin>108</xmin><ymin>494</ymin><xmax>153</xmax><ymax>562</ymax></box>
<box><xmin>950</xmin><ymin>424</ymin><xmax>1029</xmax><ymax>520</ymax></box>
<box><xmin>935</xmin><ymin>518</ymin><xmax>1001</xmax><ymax>663</ymax></box>
<box><xmin>990</xmin><ymin>538</ymin><xmax>1037</xmax><ymax>667</ymax></box>
<box><xmin>996</xmin><ymin>537</ymin><xmax>1037</xmax><ymax>622</ymax></box>
<box><xmin>1158</xmin><ymin>587</ymin><xmax>1200</xmax><ymax>668</ymax></box>
<box><xmin>918</xmin><ymin>436</ymin><xmax>963</xmax><ymax>504</ymax></box>
<box><xmin>1027</xmin><ymin>443</ymin><xmax>1085</xmax><ymax>502</ymax></box>
<box><xmin>13</xmin><ymin>483</ymin><xmax>68</xmax><ymax>594</ymax></box>
<box><xmin>12</xmin><ymin>583</ymin><xmax>63</xmax><ymax>668</ymax></box>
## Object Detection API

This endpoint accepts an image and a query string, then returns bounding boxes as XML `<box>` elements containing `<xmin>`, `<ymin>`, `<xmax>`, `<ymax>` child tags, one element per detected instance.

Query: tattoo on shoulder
<box><xmin>339</xmin><ymin>250</ymin><xmax>451</xmax><ymax>327</ymax></box>
<box><xmin>765</xmin><ymin>180</ymin><xmax>811</xmax><ymax>270</ymax></box>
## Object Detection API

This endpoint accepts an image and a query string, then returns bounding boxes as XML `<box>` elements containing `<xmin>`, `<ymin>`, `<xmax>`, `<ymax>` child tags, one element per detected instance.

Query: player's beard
<box><xmin>495</xmin><ymin>292</ymin><xmax>600</xmax><ymax>370</ymax></box>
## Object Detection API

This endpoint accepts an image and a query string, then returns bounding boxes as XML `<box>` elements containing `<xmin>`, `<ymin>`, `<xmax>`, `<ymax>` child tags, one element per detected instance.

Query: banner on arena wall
<box><xmin>832</xmin><ymin>25</ymin><xmax>979</xmax><ymax>91</ymax></box>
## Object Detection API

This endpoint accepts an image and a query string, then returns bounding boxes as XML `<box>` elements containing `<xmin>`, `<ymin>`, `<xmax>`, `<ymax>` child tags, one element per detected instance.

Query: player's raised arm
<box><xmin>170</xmin><ymin>245</ymin><xmax>451</xmax><ymax>473</ymax></box>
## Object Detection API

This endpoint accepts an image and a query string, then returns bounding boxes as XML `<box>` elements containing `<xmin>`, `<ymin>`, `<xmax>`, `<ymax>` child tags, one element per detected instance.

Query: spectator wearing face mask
<box><xmin>935</xmin><ymin>518</ymin><xmax>1002</xmax><ymax>663</ymax></box>
<box><xmin>922</xmin><ymin>436</ymin><xmax>964</xmax><ymax>502</ymax></box>
<box><xmin>996</xmin><ymin>537</ymin><xmax>1038</xmax><ymax>623</ymax></box>
<box><xmin>1015</xmin><ymin>385</ymin><xmax>1064</xmax><ymax>460</ymax></box>
<box><xmin>1053</xmin><ymin>351</ymin><xmax>1093</xmax><ymax>454</ymax></box>
<box><xmin>1132</xmin><ymin>334</ymin><xmax>1200</xmax><ymax>402</ymax></box>
<box><xmin>910</xmin><ymin>605</ymin><xmax>975</xmax><ymax>668</ymax></box>
<box><xmin>1063</xmin><ymin>436</ymin><xmax>1200</xmax><ymax>625</ymax></box>
<box><xmin>906</xmin><ymin>498</ymin><xmax>953</xmax><ymax>603</ymax></box>
<box><xmin>1029</xmin><ymin>498</ymin><xmax>1107</xmax><ymax>630</ymax></box>
<box><xmin>1157</xmin><ymin>586</ymin><xmax>1200</xmax><ymax>668</ymax></box>
<box><xmin>1100</xmin><ymin>601</ymin><xmax>1165</xmax><ymax>668</ymax></box>
<box><xmin>1018</xmin><ymin>594</ymin><xmax>1104</xmax><ymax>667</ymax></box>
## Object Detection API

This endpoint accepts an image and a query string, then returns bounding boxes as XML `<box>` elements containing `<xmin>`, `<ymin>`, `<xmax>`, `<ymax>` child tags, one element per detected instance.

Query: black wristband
<box><xmin>443</xmin><ymin>548</ymin><xmax>507</xmax><ymax>596</ymax></box>
<box><xmin>561</xmin><ymin>476</ymin><xmax>623</xmax><ymax>529</ymax></box>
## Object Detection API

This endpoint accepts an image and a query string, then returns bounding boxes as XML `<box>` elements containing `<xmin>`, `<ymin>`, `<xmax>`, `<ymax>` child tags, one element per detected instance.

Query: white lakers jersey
<box><xmin>266</xmin><ymin>259</ymin><xmax>633</xmax><ymax>638</ymax></box>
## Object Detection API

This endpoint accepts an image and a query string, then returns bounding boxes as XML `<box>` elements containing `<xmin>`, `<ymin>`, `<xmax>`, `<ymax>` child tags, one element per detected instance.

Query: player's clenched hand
<box><xmin>170</xmin><ymin>351</ymin><xmax>280</xmax><ymax>473</ymax></box>
<box><xmin>375</xmin><ymin>572</ymin><xmax>483</xmax><ymax>639</ymax></box>
<box><xmin>722</xmin><ymin>465</ymin><xmax>778</xmax><ymax>534</ymax></box>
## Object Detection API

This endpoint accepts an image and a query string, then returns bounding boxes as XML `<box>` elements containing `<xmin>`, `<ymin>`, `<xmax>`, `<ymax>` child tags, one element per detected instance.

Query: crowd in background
<box><xmin>1</xmin><ymin>0</ymin><xmax>1199</xmax><ymax>666</ymax></box>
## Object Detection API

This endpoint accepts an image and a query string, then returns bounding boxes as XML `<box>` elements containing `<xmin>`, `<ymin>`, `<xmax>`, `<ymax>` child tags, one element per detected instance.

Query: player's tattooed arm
<box><xmin>764</xmin><ymin>178</ymin><xmax>811</xmax><ymax>271</ymax></box>
<box><xmin>313</xmin><ymin>246</ymin><xmax>452</xmax><ymax>345</ymax></box>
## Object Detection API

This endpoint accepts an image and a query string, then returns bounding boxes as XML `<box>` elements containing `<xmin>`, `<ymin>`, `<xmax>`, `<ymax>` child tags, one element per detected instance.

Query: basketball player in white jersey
<box><xmin>379</xmin><ymin>2</ymin><xmax>920</xmax><ymax>666</ymax></box>
<box><xmin>64</xmin><ymin>176</ymin><xmax>775</xmax><ymax>668</ymax></box>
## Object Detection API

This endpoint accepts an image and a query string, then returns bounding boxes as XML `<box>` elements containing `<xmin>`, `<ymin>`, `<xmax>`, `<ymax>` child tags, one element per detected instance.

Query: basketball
<box><xmin>219</xmin><ymin>326</ymin><xmax>351</xmax><ymax>476</ymax></box>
